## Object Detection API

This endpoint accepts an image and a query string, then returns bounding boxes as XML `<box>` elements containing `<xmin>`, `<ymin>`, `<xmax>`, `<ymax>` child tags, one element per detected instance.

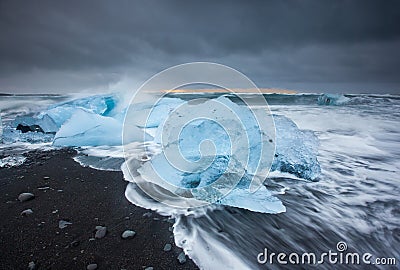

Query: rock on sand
<box><xmin>18</xmin><ymin>192</ymin><xmax>35</xmax><ymax>202</ymax></box>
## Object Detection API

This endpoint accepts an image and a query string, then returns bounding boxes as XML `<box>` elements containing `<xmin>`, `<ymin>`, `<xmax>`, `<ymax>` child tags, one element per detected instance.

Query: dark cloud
<box><xmin>0</xmin><ymin>0</ymin><xmax>399</xmax><ymax>93</ymax></box>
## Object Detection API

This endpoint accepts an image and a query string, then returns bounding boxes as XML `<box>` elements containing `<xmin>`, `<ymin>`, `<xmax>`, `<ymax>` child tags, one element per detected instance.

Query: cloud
<box><xmin>0</xmin><ymin>0</ymin><xmax>399</xmax><ymax>93</ymax></box>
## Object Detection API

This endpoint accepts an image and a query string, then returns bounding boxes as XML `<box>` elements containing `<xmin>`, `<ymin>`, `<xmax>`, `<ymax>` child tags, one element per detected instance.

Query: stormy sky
<box><xmin>0</xmin><ymin>0</ymin><xmax>399</xmax><ymax>94</ymax></box>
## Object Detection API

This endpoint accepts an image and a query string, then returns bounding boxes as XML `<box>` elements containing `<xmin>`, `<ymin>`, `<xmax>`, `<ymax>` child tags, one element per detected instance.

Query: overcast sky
<box><xmin>0</xmin><ymin>0</ymin><xmax>399</xmax><ymax>94</ymax></box>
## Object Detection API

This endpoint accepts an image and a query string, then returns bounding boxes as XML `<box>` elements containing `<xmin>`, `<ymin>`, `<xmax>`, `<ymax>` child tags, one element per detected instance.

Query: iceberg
<box><xmin>272</xmin><ymin>115</ymin><xmax>321</xmax><ymax>180</ymax></box>
<box><xmin>127</xmin><ymin>97</ymin><xmax>186</xmax><ymax>128</ymax></box>
<box><xmin>10</xmin><ymin>94</ymin><xmax>119</xmax><ymax>140</ymax></box>
<box><xmin>39</xmin><ymin>94</ymin><xmax>118</xmax><ymax>127</ymax></box>
<box><xmin>53</xmin><ymin>109</ymin><xmax>148</xmax><ymax>147</ymax></box>
<box><xmin>123</xmin><ymin>96</ymin><xmax>278</xmax><ymax>212</ymax></box>
<box><xmin>3</xmin><ymin>92</ymin><xmax>321</xmax><ymax>213</ymax></box>
<box><xmin>124</xmin><ymin>96</ymin><xmax>319</xmax><ymax>213</ymax></box>
<box><xmin>14</xmin><ymin>114</ymin><xmax>58</xmax><ymax>134</ymax></box>
<box><xmin>5</xmin><ymin>94</ymin><xmax>122</xmax><ymax>146</ymax></box>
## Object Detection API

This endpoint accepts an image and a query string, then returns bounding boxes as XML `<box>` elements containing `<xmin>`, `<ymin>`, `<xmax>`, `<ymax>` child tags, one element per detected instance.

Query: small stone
<box><xmin>142</xmin><ymin>212</ymin><xmax>152</xmax><ymax>217</ymax></box>
<box><xmin>166</xmin><ymin>218</ymin><xmax>175</xmax><ymax>224</ymax></box>
<box><xmin>52</xmin><ymin>210</ymin><xmax>58</xmax><ymax>214</ymax></box>
<box><xmin>18</xmin><ymin>192</ymin><xmax>35</xmax><ymax>202</ymax></box>
<box><xmin>95</xmin><ymin>226</ymin><xmax>107</xmax><ymax>239</ymax></box>
<box><xmin>144</xmin><ymin>267</ymin><xmax>154</xmax><ymax>270</ymax></box>
<box><xmin>70</xmin><ymin>240</ymin><xmax>80</xmax><ymax>247</ymax></box>
<box><xmin>43</xmin><ymin>176</ymin><xmax>50</xmax><ymax>180</ymax></box>
<box><xmin>163</xmin><ymin>243</ymin><xmax>172</xmax><ymax>251</ymax></box>
<box><xmin>58</xmin><ymin>220</ymin><xmax>72</xmax><ymax>229</ymax></box>
<box><xmin>177</xmin><ymin>251</ymin><xmax>187</xmax><ymax>264</ymax></box>
<box><xmin>121</xmin><ymin>230</ymin><xmax>136</xmax><ymax>239</ymax></box>
<box><xmin>86</xmin><ymin>263</ymin><xmax>97</xmax><ymax>270</ymax></box>
<box><xmin>28</xmin><ymin>261</ymin><xmax>36</xmax><ymax>269</ymax></box>
<box><xmin>21</xmin><ymin>209</ymin><xmax>33</xmax><ymax>216</ymax></box>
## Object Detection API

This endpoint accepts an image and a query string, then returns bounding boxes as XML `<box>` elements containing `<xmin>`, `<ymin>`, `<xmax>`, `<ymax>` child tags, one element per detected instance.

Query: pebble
<box><xmin>86</xmin><ymin>263</ymin><xmax>98</xmax><ymax>270</ymax></box>
<box><xmin>28</xmin><ymin>261</ymin><xmax>36</xmax><ymax>269</ymax></box>
<box><xmin>95</xmin><ymin>226</ymin><xmax>107</xmax><ymax>239</ymax></box>
<box><xmin>70</xmin><ymin>240</ymin><xmax>80</xmax><ymax>247</ymax></box>
<box><xmin>144</xmin><ymin>267</ymin><xmax>154</xmax><ymax>270</ymax></box>
<box><xmin>43</xmin><ymin>176</ymin><xmax>50</xmax><ymax>180</ymax></box>
<box><xmin>58</xmin><ymin>220</ymin><xmax>72</xmax><ymax>229</ymax></box>
<box><xmin>177</xmin><ymin>251</ymin><xmax>187</xmax><ymax>264</ymax></box>
<box><xmin>21</xmin><ymin>209</ymin><xmax>34</xmax><ymax>216</ymax></box>
<box><xmin>121</xmin><ymin>230</ymin><xmax>136</xmax><ymax>239</ymax></box>
<box><xmin>18</xmin><ymin>192</ymin><xmax>35</xmax><ymax>202</ymax></box>
<box><xmin>163</xmin><ymin>243</ymin><xmax>172</xmax><ymax>251</ymax></box>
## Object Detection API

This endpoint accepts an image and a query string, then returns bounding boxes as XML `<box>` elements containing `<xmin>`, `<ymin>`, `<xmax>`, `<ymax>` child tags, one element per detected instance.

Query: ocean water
<box><xmin>1</xmin><ymin>93</ymin><xmax>399</xmax><ymax>269</ymax></box>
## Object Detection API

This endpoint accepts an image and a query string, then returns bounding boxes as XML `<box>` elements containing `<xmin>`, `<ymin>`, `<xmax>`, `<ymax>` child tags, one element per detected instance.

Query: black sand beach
<box><xmin>0</xmin><ymin>149</ymin><xmax>198</xmax><ymax>270</ymax></box>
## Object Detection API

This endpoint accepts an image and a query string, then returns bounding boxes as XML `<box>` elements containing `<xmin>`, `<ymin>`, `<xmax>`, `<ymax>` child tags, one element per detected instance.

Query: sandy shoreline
<box><xmin>0</xmin><ymin>149</ymin><xmax>198</xmax><ymax>269</ymax></box>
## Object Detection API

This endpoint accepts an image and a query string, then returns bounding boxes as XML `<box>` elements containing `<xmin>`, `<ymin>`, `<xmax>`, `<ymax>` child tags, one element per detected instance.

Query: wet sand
<box><xmin>0</xmin><ymin>149</ymin><xmax>198</xmax><ymax>269</ymax></box>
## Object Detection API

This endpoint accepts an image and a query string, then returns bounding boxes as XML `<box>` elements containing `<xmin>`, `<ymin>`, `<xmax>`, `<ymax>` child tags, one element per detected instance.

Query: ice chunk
<box><xmin>218</xmin><ymin>187</ymin><xmax>285</xmax><ymax>213</ymax></box>
<box><xmin>128</xmin><ymin>97</ymin><xmax>185</xmax><ymax>128</ymax></box>
<box><xmin>53</xmin><ymin>109</ymin><xmax>148</xmax><ymax>147</ymax></box>
<box><xmin>35</xmin><ymin>114</ymin><xmax>59</xmax><ymax>133</ymax></box>
<box><xmin>14</xmin><ymin>114</ymin><xmax>58</xmax><ymax>134</ymax></box>
<box><xmin>39</xmin><ymin>94</ymin><xmax>118</xmax><ymax>127</ymax></box>
<box><xmin>272</xmin><ymin>115</ymin><xmax>321</xmax><ymax>180</ymax></box>
<box><xmin>1</xmin><ymin>124</ymin><xmax>54</xmax><ymax>144</ymax></box>
<box><xmin>127</xmin><ymin>96</ymin><xmax>320</xmax><ymax>213</ymax></box>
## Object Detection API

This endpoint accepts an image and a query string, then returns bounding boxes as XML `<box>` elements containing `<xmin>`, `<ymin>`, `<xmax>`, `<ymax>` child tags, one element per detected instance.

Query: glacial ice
<box><xmin>128</xmin><ymin>96</ymin><xmax>319</xmax><ymax>212</ymax></box>
<box><xmin>6</xmin><ymin>95</ymin><xmax>121</xmax><ymax>146</ymax></box>
<box><xmin>53</xmin><ymin>109</ymin><xmax>147</xmax><ymax>147</ymax></box>
<box><xmin>4</xmin><ymin>93</ymin><xmax>320</xmax><ymax>212</ymax></box>
<box><xmin>38</xmin><ymin>94</ymin><xmax>118</xmax><ymax>127</ymax></box>
<box><xmin>149</xmin><ymin>96</ymin><xmax>319</xmax><ymax>182</ymax></box>
<box><xmin>128</xmin><ymin>97</ymin><xmax>186</xmax><ymax>128</ymax></box>
<box><xmin>272</xmin><ymin>115</ymin><xmax>321</xmax><ymax>180</ymax></box>
<box><xmin>14</xmin><ymin>114</ymin><xmax>58</xmax><ymax>134</ymax></box>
